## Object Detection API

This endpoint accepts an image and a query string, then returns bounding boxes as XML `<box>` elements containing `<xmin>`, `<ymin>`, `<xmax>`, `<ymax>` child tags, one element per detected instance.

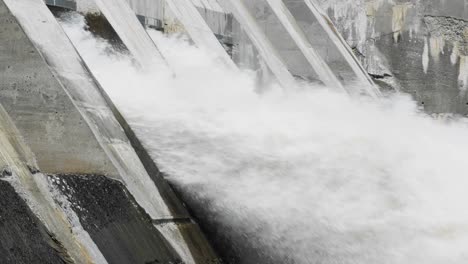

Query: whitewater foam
<box><xmin>61</xmin><ymin>14</ymin><xmax>468</xmax><ymax>264</ymax></box>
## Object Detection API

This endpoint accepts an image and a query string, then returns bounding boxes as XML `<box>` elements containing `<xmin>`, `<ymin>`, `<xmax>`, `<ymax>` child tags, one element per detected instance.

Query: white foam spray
<box><xmin>61</xmin><ymin>14</ymin><xmax>468</xmax><ymax>264</ymax></box>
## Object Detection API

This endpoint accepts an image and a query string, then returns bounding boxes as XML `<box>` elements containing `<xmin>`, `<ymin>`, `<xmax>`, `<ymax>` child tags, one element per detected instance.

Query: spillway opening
<box><xmin>52</xmin><ymin>9</ymin><xmax>127</xmax><ymax>52</ymax></box>
<box><xmin>60</xmin><ymin>13</ymin><xmax>468</xmax><ymax>264</ymax></box>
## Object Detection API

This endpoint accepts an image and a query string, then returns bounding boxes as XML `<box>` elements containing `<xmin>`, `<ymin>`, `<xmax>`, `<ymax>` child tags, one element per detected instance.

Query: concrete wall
<box><xmin>0</xmin><ymin>102</ymin><xmax>104</xmax><ymax>263</ymax></box>
<box><xmin>21</xmin><ymin>0</ymin><xmax>467</xmax><ymax>262</ymax></box>
<box><xmin>0</xmin><ymin>0</ymin><xmax>117</xmax><ymax>176</ymax></box>
<box><xmin>44</xmin><ymin>0</ymin><xmax>76</xmax><ymax>10</ymax></box>
<box><xmin>49</xmin><ymin>0</ymin><xmax>468</xmax><ymax>114</ymax></box>
<box><xmin>63</xmin><ymin>0</ymin><xmax>232</xmax><ymax>37</ymax></box>
<box><xmin>0</xmin><ymin>0</ymin><xmax>220</xmax><ymax>263</ymax></box>
<box><xmin>123</xmin><ymin>0</ymin><xmax>231</xmax><ymax>35</ymax></box>
<box><xmin>240</xmin><ymin>0</ymin><xmax>319</xmax><ymax>81</ymax></box>
<box><xmin>225</xmin><ymin>0</ymin><xmax>468</xmax><ymax>112</ymax></box>
<box><xmin>317</xmin><ymin>0</ymin><xmax>468</xmax><ymax>114</ymax></box>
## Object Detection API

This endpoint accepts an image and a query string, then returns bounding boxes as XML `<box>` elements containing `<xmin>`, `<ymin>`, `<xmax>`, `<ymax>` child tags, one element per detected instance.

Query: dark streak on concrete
<box><xmin>0</xmin><ymin>180</ymin><xmax>69</xmax><ymax>264</ymax></box>
<box><xmin>376</xmin><ymin>30</ymin><xmax>468</xmax><ymax>115</ymax></box>
<box><xmin>83</xmin><ymin>12</ymin><xmax>127</xmax><ymax>51</ymax></box>
<box><xmin>49</xmin><ymin>174</ymin><xmax>183</xmax><ymax>264</ymax></box>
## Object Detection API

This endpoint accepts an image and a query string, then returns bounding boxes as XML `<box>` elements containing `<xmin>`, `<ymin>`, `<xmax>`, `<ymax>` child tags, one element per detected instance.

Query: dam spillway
<box><xmin>1</xmin><ymin>0</ymin><xmax>468</xmax><ymax>264</ymax></box>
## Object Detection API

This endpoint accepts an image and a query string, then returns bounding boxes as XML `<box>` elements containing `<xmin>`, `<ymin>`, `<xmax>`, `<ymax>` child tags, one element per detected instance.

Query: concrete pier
<box><xmin>0</xmin><ymin>0</ymin><xmax>219</xmax><ymax>262</ymax></box>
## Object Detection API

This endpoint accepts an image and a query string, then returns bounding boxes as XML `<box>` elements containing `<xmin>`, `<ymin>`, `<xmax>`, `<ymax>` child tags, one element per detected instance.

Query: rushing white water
<box><xmin>62</xmin><ymin>15</ymin><xmax>468</xmax><ymax>264</ymax></box>
<box><xmin>164</xmin><ymin>0</ymin><xmax>237</xmax><ymax>70</ymax></box>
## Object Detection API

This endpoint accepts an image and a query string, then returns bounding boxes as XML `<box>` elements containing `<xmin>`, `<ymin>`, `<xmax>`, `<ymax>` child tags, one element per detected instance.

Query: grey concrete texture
<box><xmin>49</xmin><ymin>173</ymin><xmax>222</xmax><ymax>264</ymax></box>
<box><xmin>1</xmin><ymin>1</ymin><xmax>220</xmax><ymax>263</ymax></box>
<box><xmin>54</xmin><ymin>4</ymin><xmax>221</xmax><ymax>262</ymax></box>
<box><xmin>53</xmin><ymin>0</ymin><xmax>468</xmax><ymax>113</ymax></box>
<box><xmin>0</xmin><ymin>0</ymin><xmax>118</xmax><ymax>175</ymax></box>
<box><xmin>44</xmin><ymin>0</ymin><xmax>76</xmax><ymax>10</ymax></box>
<box><xmin>316</xmin><ymin>0</ymin><xmax>468</xmax><ymax>114</ymax></box>
<box><xmin>236</xmin><ymin>0</ymin><xmax>321</xmax><ymax>82</ymax></box>
<box><xmin>0</xmin><ymin>180</ymin><xmax>69</xmax><ymax>264</ymax></box>
<box><xmin>3</xmin><ymin>0</ymin><xmax>180</xmax><ymax>221</ymax></box>
<box><xmin>172</xmin><ymin>0</ymin><xmax>468</xmax><ymax>112</ymax></box>
<box><xmin>0</xmin><ymin>103</ymin><xmax>105</xmax><ymax>263</ymax></box>
<box><xmin>282</xmin><ymin>0</ymin><xmax>359</xmax><ymax>83</ymax></box>
<box><xmin>49</xmin><ymin>174</ymin><xmax>183</xmax><ymax>264</ymax></box>
<box><xmin>19</xmin><ymin>0</ymin><xmax>193</xmax><ymax>221</ymax></box>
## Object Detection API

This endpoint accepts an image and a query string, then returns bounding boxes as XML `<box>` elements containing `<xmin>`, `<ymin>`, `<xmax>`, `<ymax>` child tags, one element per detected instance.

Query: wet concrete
<box><xmin>0</xmin><ymin>180</ymin><xmax>70</xmax><ymax>264</ymax></box>
<box><xmin>316</xmin><ymin>0</ymin><xmax>468</xmax><ymax>115</ymax></box>
<box><xmin>83</xmin><ymin>12</ymin><xmax>126</xmax><ymax>49</ymax></box>
<box><xmin>375</xmin><ymin>30</ymin><xmax>468</xmax><ymax>115</ymax></box>
<box><xmin>49</xmin><ymin>174</ymin><xmax>183</xmax><ymax>264</ymax></box>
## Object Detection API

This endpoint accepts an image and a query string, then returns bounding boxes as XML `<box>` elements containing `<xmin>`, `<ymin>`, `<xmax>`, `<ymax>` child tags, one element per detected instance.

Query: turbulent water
<box><xmin>61</xmin><ymin>14</ymin><xmax>468</xmax><ymax>264</ymax></box>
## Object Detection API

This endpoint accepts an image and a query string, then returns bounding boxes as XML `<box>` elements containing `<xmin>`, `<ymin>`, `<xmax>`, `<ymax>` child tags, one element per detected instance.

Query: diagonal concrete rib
<box><xmin>91</xmin><ymin>0</ymin><xmax>168</xmax><ymax>70</ymax></box>
<box><xmin>2</xmin><ymin>0</ymin><xmax>174</xmax><ymax>220</ymax></box>
<box><xmin>0</xmin><ymin>103</ymin><xmax>107</xmax><ymax>264</ymax></box>
<box><xmin>1</xmin><ymin>0</ymin><xmax>219</xmax><ymax>262</ymax></box>
<box><xmin>219</xmin><ymin>0</ymin><xmax>298</xmax><ymax>89</ymax></box>
<box><xmin>265</xmin><ymin>0</ymin><xmax>345</xmax><ymax>91</ymax></box>
<box><xmin>164</xmin><ymin>0</ymin><xmax>237</xmax><ymax>70</ymax></box>
<box><xmin>302</xmin><ymin>0</ymin><xmax>381</xmax><ymax>97</ymax></box>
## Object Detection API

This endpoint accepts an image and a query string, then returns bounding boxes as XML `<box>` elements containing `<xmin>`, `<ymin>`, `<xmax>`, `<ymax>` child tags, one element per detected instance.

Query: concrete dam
<box><xmin>1</xmin><ymin>0</ymin><xmax>468</xmax><ymax>263</ymax></box>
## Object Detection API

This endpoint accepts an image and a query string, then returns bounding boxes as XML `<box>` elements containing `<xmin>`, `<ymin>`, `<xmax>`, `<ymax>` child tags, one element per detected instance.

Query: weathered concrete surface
<box><xmin>122</xmin><ymin>0</ymin><xmax>231</xmax><ymax>37</ymax></box>
<box><xmin>49</xmin><ymin>174</ymin><xmax>182</xmax><ymax>264</ymax></box>
<box><xmin>2</xmin><ymin>0</ymin><xmax>176</xmax><ymax>220</ymax></box>
<box><xmin>218</xmin><ymin>0</ymin><xmax>298</xmax><ymax>89</ymax></box>
<box><xmin>0</xmin><ymin>0</ymin><xmax>117</xmax><ymax>175</ymax></box>
<box><xmin>44</xmin><ymin>0</ymin><xmax>76</xmax><ymax>10</ymax></box>
<box><xmin>283</xmin><ymin>0</ymin><xmax>356</xmax><ymax>82</ymax></box>
<box><xmin>1</xmin><ymin>0</ymin><xmax>220</xmax><ymax>263</ymax></box>
<box><xmin>81</xmin><ymin>12</ymin><xmax>126</xmax><ymax>49</ymax></box>
<box><xmin>0</xmin><ymin>104</ymin><xmax>106</xmax><ymax>264</ymax></box>
<box><xmin>49</xmin><ymin>173</ymin><xmax>222</xmax><ymax>263</ymax></box>
<box><xmin>265</xmin><ymin>0</ymin><xmax>345</xmax><ymax>89</ymax></box>
<box><xmin>65</xmin><ymin>0</ymin><xmax>232</xmax><ymax>38</ymax></box>
<box><xmin>238</xmin><ymin>0</ymin><xmax>319</xmax><ymax>82</ymax></box>
<box><xmin>316</xmin><ymin>0</ymin><xmax>468</xmax><ymax>114</ymax></box>
<box><xmin>0</xmin><ymin>180</ymin><xmax>67</xmax><ymax>264</ymax></box>
<box><xmin>56</xmin><ymin>5</ymin><xmax>221</xmax><ymax>262</ymax></box>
